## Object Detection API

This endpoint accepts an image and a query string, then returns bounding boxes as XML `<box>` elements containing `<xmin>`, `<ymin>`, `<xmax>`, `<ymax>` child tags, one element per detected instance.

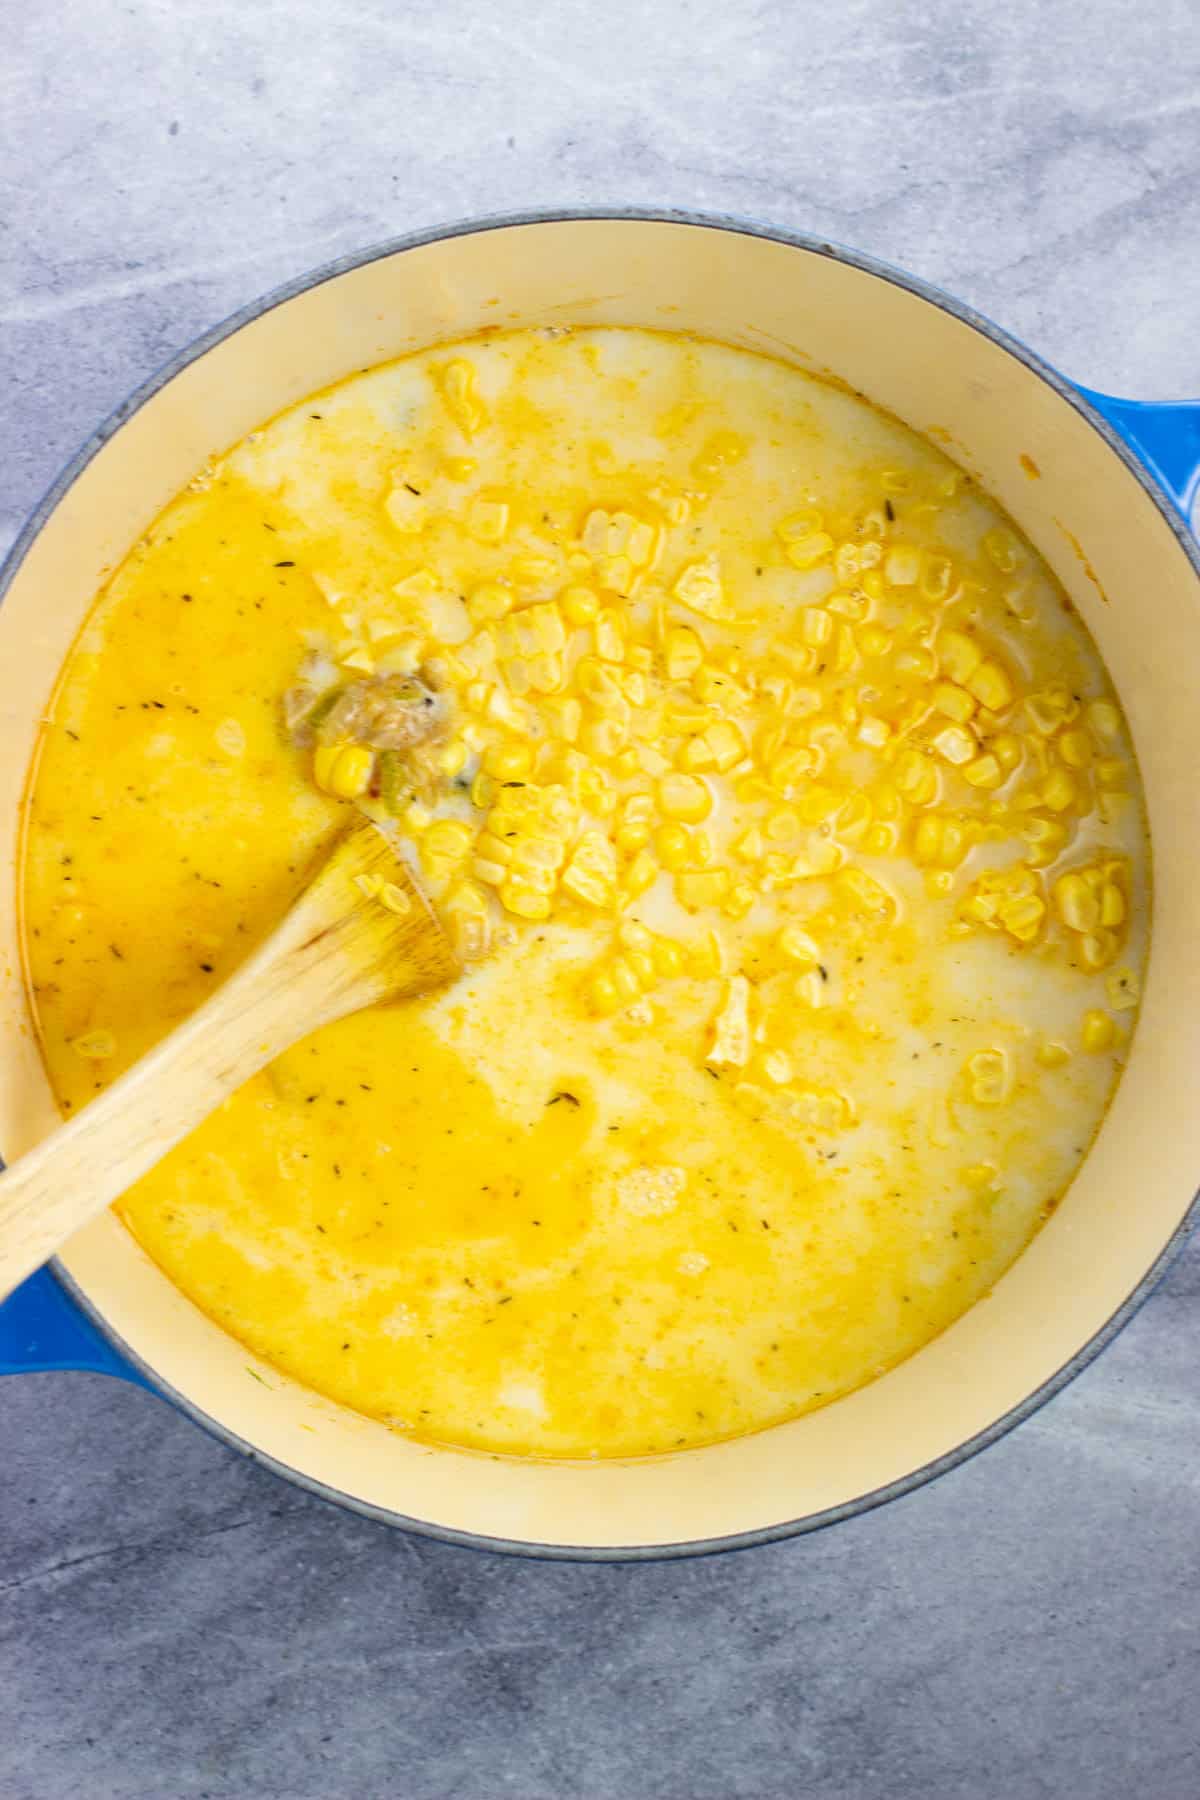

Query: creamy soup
<box><xmin>21</xmin><ymin>328</ymin><xmax>1148</xmax><ymax>1457</ymax></box>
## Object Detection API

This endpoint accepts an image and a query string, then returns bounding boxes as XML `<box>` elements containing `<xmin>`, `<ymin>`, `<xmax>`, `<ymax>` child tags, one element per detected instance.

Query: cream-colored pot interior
<box><xmin>2</xmin><ymin>216</ymin><xmax>1197</xmax><ymax>1554</ymax></box>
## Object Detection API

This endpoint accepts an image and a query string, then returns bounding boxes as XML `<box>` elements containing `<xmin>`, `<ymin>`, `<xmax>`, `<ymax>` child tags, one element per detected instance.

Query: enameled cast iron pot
<box><xmin>2</xmin><ymin>211</ymin><xmax>1199</xmax><ymax>1559</ymax></box>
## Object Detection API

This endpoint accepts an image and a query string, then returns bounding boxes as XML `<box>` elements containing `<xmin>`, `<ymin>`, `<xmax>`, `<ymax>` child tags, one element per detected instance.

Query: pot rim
<box><xmin>5</xmin><ymin>205</ymin><xmax>1198</xmax><ymax>1561</ymax></box>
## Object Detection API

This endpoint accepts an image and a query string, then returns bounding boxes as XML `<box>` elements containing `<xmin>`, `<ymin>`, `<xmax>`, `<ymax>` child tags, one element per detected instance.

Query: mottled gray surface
<box><xmin>3</xmin><ymin>1</ymin><xmax>1200</xmax><ymax>1795</ymax></box>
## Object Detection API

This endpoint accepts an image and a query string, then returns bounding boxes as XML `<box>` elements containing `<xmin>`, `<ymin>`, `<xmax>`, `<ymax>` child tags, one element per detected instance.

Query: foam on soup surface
<box><xmin>22</xmin><ymin>329</ymin><xmax>1148</xmax><ymax>1457</ymax></box>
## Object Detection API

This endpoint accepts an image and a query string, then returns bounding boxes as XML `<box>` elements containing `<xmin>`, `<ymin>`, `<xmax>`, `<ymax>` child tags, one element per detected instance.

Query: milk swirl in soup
<box><xmin>22</xmin><ymin>328</ymin><xmax>1148</xmax><ymax>1457</ymax></box>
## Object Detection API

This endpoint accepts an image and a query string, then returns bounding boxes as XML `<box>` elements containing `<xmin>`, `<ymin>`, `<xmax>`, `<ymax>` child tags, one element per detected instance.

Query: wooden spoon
<box><xmin>0</xmin><ymin>818</ymin><xmax>459</xmax><ymax>1303</ymax></box>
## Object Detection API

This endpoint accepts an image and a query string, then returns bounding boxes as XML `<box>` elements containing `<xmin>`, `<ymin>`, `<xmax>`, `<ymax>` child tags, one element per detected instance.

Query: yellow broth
<box><xmin>22</xmin><ymin>328</ymin><xmax>1148</xmax><ymax>1456</ymax></box>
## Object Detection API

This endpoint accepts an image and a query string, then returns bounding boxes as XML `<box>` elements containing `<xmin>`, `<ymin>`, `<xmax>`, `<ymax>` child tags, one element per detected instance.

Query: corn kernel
<box><xmin>933</xmin><ymin>682</ymin><xmax>977</xmax><ymax>725</ymax></box>
<box><xmin>1057</xmin><ymin>728</ymin><xmax>1093</xmax><ymax>769</ymax></box>
<box><xmin>471</xmin><ymin>857</ymin><xmax>506</xmax><ymax>887</ymax></box>
<box><xmin>474</xmin><ymin>830</ymin><xmax>514</xmax><ymax>865</ymax></box>
<box><xmin>921</xmin><ymin>553</ymin><xmax>955</xmax><ymax>602</ymax></box>
<box><xmin>677</xmin><ymin>868</ymin><xmax>731</xmax><ymax>909</ymax></box>
<box><xmin>1054</xmin><ymin>871</ymin><xmax>1099</xmax><ymax>933</ymax></box>
<box><xmin>527</xmin><ymin>652</ymin><xmax>565</xmax><ymax>695</ymax></box>
<box><xmin>1000</xmin><ymin>893</ymin><xmax>1045</xmax><ymax>942</ymax></box>
<box><xmin>991</xmin><ymin>734</ymin><xmax>1022</xmax><ymax>773</ymax></box>
<box><xmin>884</xmin><ymin>544</ymin><xmax>921</xmax><ymax>587</ymax></box>
<box><xmin>787</xmin><ymin>532</ymin><xmax>835</xmax><ymax>570</ymax></box>
<box><xmin>500</xmin><ymin>881</ymin><xmax>552</xmax><ymax>921</ymax></box>
<box><xmin>655</xmin><ymin>824</ymin><xmax>692</xmax><ymax>871</ymax></box>
<box><xmin>765</xmin><ymin>808</ymin><xmax>801</xmax><ymax>843</ymax></box>
<box><xmin>1081</xmin><ymin>1009</ymin><xmax>1115</xmax><ymax>1054</ymax></box>
<box><xmin>561</xmin><ymin>585</ymin><xmax>600</xmax><ymax>627</ymax></box>
<box><xmin>1078</xmin><ymin>929</ymin><xmax>1117</xmax><ymax>971</ymax></box>
<box><xmin>708</xmin><ymin>975</ymin><xmax>752</xmax><ymax>1066</ymax></box>
<box><xmin>837</xmin><ymin>793</ymin><xmax>872</xmax><ymax>843</ymax></box>
<box><xmin>378</xmin><ymin>880</ymin><xmax>413</xmax><ymax>916</ymax></box>
<box><xmin>981</xmin><ymin>527</ymin><xmax>1020</xmax><ymax>573</ymax></box>
<box><xmin>614</xmin><ymin>794</ymin><xmax>655</xmax><ymax>853</ymax></box>
<box><xmin>832</xmin><ymin>624</ymin><xmax>858</xmax><ymax>675</ymax></box>
<box><xmin>768</xmin><ymin>745</ymin><xmax>818</xmax><ymax>794</ymax></box>
<box><xmin>651</xmin><ymin>937</ymin><xmax>684</xmax><ymax>978</ymax></box>
<box><xmin>966</xmin><ymin>1047</ymin><xmax>1012</xmax><ymax>1105</ymax></box>
<box><xmin>704</xmin><ymin>719</ymin><xmax>747</xmax><ymax>773</ymax></box>
<box><xmin>677</xmin><ymin>735</ymin><xmax>716</xmax><ymax>774</ymax></box>
<box><xmin>695</xmin><ymin>666</ymin><xmax>750</xmax><ymax>708</ymax></box>
<box><xmin>859</xmin><ymin>624</ymin><xmax>893</xmax><ymax>658</ymax></box>
<box><xmin>588</xmin><ymin>968</ymin><xmax>622</xmax><ymax>1015</ymax></box>
<box><xmin>608</xmin><ymin>957</ymin><xmax>641</xmax><ymax>1002</ymax></box>
<box><xmin>933</xmin><ymin>724</ymin><xmax>977</xmax><ymax>766</ymax></box>
<box><xmin>423</xmin><ymin>818</ymin><xmax>473</xmax><ymax>860</ymax></box>
<box><xmin>1100</xmin><ymin>882</ymin><xmax>1126</xmax><ymax>928</ymax></box>
<box><xmin>673</xmin><ymin>558</ymin><xmax>734</xmax><ymax>621</ymax></box>
<box><xmin>913</xmin><ymin>812</ymin><xmax>972</xmax><ymax>869</ymax></box>
<box><xmin>437</xmin><ymin>359</ymin><xmax>485</xmax><ymax>437</ymax></box>
<box><xmin>777</xmin><ymin>509</ymin><xmax>824</xmax><ymax>543</ymax></box>
<box><xmin>836</xmin><ymin>867</ymin><xmax>895</xmax><ymax>918</ymax></box>
<box><xmin>778</xmin><ymin>925</ymin><xmax>820</xmax><ymax>967</ymax></box>
<box><xmin>939</xmin><ymin>630</ymin><xmax>983</xmax><ymax>685</ymax></box>
<box><xmin>895</xmin><ymin>645</ymin><xmax>937</xmax><ymax>681</ymax></box>
<box><xmin>1020</xmin><ymin>815</ymin><xmax>1066</xmax><ymax>867</ymax></box>
<box><xmin>1025</xmin><ymin>682</ymin><xmax>1079</xmax><ymax>734</ymax></box>
<box><xmin>1106</xmin><ymin>967</ymin><xmax>1139</xmax><ymax>1011</ymax></box>
<box><xmin>510</xmin><ymin>839</ymin><xmax>567</xmax><ymax>878</ymax></box>
<box><xmin>623</xmin><ymin>947</ymin><xmax>657</xmax><ymax>990</ymax></box>
<box><xmin>1086</xmin><ymin>699</ymin><xmax>1122</xmax><ymax>742</ymax></box>
<box><xmin>582</xmin><ymin>716</ymin><xmax>628</xmax><ymax>760</ymax></box>
<box><xmin>437</xmin><ymin>738</ymin><xmax>469</xmax><ymax>777</ymax></box>
<box><xmin>622</xmin><ymin>848</ymin><xmax>659</xmax><ymax>901</ymax></box>
<box><xmin>663</xmin><ymin>626</ymin><xmax>702</xmax><ymax>681</ymax></box>
<box><xmin>966</xmin><ymin>659</ymin><xmax>1015</xmax><ymax>713</ymax></box>
<box><xmin>896</xmin><ymin>747</ymin><xmax>939</xmax><ymax>807</ymax></box>
<box><xmin>964</xmin><ymin>753</ymin><xmax>1004</xmax><ymax>790</ymax></box>
<box><xmin>1041</xmin><ymin>767</ymin><xmax>1077</xmax><ymax>812</ymax></box>
<box><xmin>594</xmin><ymin>608</ymin><xmax>625</xmax><ymax>662</ymax></box>
<box><xmin>733</xmin><ymin>826</ymin><xmax>764</xmax><ymax>862</ymax></box>
<box><xmin>793</xmin><ymin>968</ymin><xmax>825</xmax><ymax>1008</ymax></box>
<box><xmin>544</xmin><ymin>696</ymin><xmax>582</xmax><ymax>744</ymax></box>
<box><xmin>313</xmin><ymin>743</ymin><xmax>375</xmax><ymax>799</ymax></box>
<box><xmin>724</xmin><ymin>882</ymin><xmax>757</xmax><ymax>920</ymax></box>
<box><xmin>339</xmin><ymin>647</ymin><xmax>376</xmax><ymax>674</ymax></box>
<box><xmin>467</xmin><ymin>497</ymin><xmax>510</xmax><ymax>544</ymax></box>
<box><xmin>482</xmin><ymin>740</ymin><xmax>535</xmax><ymax>781</ymax></box>
<box><xmin>762</xmin><ymin>1049</ymin><xmax>793</xmax><ymax>1085</ymax></box>
<box><xmin>658</xmin><ymin>773</ymin><xmax>712</xmax><ymax>823</ymax></box>
<box><xmin>383</xmin><ymin>486</ymin><xmax>426</xmax><ymax>534</ymax></box>
<box><xmin>801</xmin><ymin>608</ymin><xmax>833</xmax><ymax>648</ymax></box>
<box><xmin>1036</xmin><ymin>1039</ymin><xmax>1071</xmax><ymax>1069</ymax></box>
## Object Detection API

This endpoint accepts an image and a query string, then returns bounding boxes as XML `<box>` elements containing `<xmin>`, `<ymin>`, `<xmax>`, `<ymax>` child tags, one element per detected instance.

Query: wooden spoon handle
<box><xmin>0</xmin><ymin>822</ymin><xmax>457</xmax><ymax>1303</ymax></box>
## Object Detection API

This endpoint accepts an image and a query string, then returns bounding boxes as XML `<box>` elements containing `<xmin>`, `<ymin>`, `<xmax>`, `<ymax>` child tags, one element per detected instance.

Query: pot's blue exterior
<box><xmin>0</xmin><ymin>1265</ymin><xmax>149</xmax><ymax>1384</ymax></box>
<box><xmin>0</xmin><ymin>211</ymin><xmax>1197</xmax><ymax>1558</ymax></box>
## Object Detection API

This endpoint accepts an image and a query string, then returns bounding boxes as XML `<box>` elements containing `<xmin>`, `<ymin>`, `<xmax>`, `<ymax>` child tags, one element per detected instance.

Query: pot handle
<box><xmin>0</xmin><ymin>1265</ymin><xmax>148</xmax><ymax>1385</ymax></box>
<box><xmin>1078</xmin><ymin>388</ymin><xmax>1200</xmax><ymax>525</ymax></box>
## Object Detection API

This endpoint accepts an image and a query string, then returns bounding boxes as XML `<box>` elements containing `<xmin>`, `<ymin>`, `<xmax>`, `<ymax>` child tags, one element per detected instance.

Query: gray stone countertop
<box><xmin>2</xmin><ymin>2</ymin><xmax>1199</xmax><ymax>1795</ymax></box>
